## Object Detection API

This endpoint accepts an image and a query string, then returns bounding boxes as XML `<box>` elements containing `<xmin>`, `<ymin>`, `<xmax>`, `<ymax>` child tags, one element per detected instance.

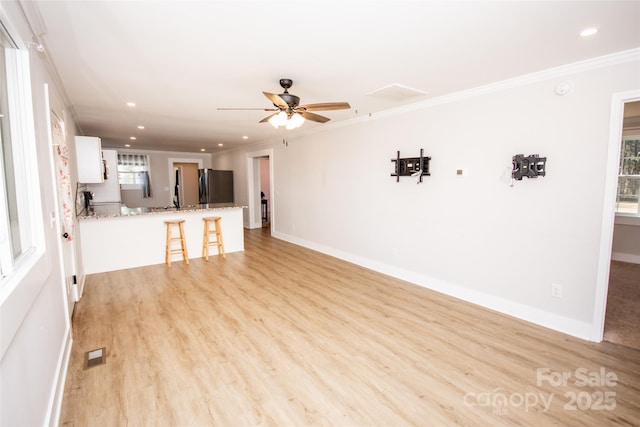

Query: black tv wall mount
<box><xmin>512</xmin><ymin>154</ymin><xmax>546</xmax><ymax>180</ymax></box>
<box><xmin>391</xmin><ymin>149</ymin><xmax>431</xmax><ymax>183</ymax></box>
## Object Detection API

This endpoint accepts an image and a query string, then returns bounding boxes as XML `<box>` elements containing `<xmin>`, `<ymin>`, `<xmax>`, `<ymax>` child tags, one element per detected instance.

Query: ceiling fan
<box><xmin>217</xmin><ymin>79</ymin><xmax>351</xmax><ymax>129</ymax></box>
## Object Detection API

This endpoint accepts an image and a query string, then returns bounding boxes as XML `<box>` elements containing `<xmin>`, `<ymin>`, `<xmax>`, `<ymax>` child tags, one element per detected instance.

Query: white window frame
<box><xmin>117</xmin><ymin>153</ymin><xmax>151</xmax><ymax>190</ymax></box>
<box><xmin>0</xmin><ymin>36</ymin><xmax>46</xmax><ymax>303</ymax></box>
<box><xmin>615</xmin><ymin>133</ymin><xmax>640</xmax><ymax>218</ymax></box>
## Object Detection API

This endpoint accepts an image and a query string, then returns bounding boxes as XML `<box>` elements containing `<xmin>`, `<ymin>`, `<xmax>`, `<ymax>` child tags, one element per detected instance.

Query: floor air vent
<box><xmin>84</xmin><ymin>347</ymin><xmax>106</xmax><ymax>369</ymax></box>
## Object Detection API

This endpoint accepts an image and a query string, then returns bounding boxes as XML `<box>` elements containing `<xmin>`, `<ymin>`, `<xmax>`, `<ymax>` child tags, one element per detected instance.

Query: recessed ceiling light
<box><xmin>125</xmin><ymin>144</ymin><xmax>131</xmax><ymax>147</ymax></box>
<box><xmin>242</xmin><ymin>136</ymin><xmax>248</xmax><ymax>140</ymax></box>
<box><xmin>580</xmin><ymin>27</ymin><xmax>598</xmax><ymax>37</ymax></box>
<box><xmin>126</xmin><ymin>102</ymin><xmax>136</xmax><ymax>107</ymax></box>
<box><xmin>218</xmin><ymin>143</ymin><xmax>224</xmax><ymax>147</ymax></box>
<box><xmin>137</xmin><ymin>125</ymin><xmax>145</xmax><ymax>129</ymax></box>
<box><xmin>200</xmin><ymin>148</ymin><xmax>205</xmax><ymax>152</ymax></box>
<box><xmin>129</xmin><ymin>136</ymin><xmax>136</xmax><ymax>140</ymax></box>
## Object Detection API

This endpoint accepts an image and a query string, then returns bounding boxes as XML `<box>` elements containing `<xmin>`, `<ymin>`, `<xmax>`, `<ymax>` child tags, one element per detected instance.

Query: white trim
<box><xmin>78</xmin><ymin>271</ymin><xmax>87</xmax><ymax>299</ymax></box>
<box><xmin>363</xmin><ymin>48</ymin><xmax>640</xmax><ymax>126</ymax></box>
<box><xmin>167</xmin><ymin>157</ymin><xmax>203</xmax><ymax>206</ymax></box>
<box><xmin>246</xmin><ymin>157</ymin><xmax>260</xmax><ymax>229</ymax></box>
<box><xmin>44</xmin><ymin>84</ymin><xmax>75</xmax><ymax>320</ymax></box>
<box><xmin>592</xmin><ymin>89</ymin><xmax>640</xmax><ymax>342</ymax></box>
<box><xmin>227</xmin><ymin>49</ymin><xmax>640</xmax><ymax>152</ymax></box>
<box><xmin>611</xmin><ymin>252</ymin><xmax>640</xmax><ymax>264</ymax></box>
<box><xmin>44</xmin><ymin>330</ymin><xmax>72</xmax><ymax>427</ymax></box>
<box><xmin>246</xmin><ymin>148</ymin><xmax>273</xmax><ymax>230</ymax></box>
<box><xmin>272</xmin><ymin>230</ymin><xmax>593</xmax><ymax>340</ymax></box>
<box><xmin>394</xmin><ymin>49</ymin><xmax>640</xmax><ymax>115</ymax></box>
<box><xmin>0</xmin><ymin>46</ymin><xmax>50</xmax><ymax>358</ymax></box>
<box><xmin>615</xmin><ymin>214</ymin><xmax>640</xmax><ymax>226</ymax></box>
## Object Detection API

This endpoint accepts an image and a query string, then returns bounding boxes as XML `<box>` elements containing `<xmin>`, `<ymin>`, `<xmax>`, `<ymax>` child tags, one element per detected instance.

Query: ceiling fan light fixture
<box><xmin>223</xmin><ymin>79</ymin><xmax>349</xmax><ymax>128</ymax></box>
<box><xmin>269</xmin><ymin>111</ymin><xmax>288</xmax><ymax>128</ymax></box>
<box><xmin>285</xmin><ymin>122</ymin><xmax>295</xmax><ymax>130</ymax></box>
<box><xmin>289</xmin><ymin>112</ymin><xmax>305</xmax><ymax>128</ymax></box>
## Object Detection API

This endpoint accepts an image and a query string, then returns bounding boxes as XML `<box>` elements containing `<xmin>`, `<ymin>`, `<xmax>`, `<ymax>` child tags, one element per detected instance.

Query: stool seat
<box><xmin>165</xmin><ymin>220</ymin><xmax>189</xmax><ymax>267</ymax></box>
<box><xmin>202</xmin><ymin>216</ymin><xmax>225</xmax><ymax>260</ymax></box>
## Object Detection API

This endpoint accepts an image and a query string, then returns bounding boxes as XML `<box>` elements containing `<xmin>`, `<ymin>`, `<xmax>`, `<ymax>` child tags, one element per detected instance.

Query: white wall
<box><xmin>212</xmin><ymin>150</ymin><xmax>249</xmax><ymax>223</ymax></box>
<box><xmin>0</xmin><ymin>2</ymin><xmax>74</xmax><ymax>425</ymax></box>
<box><xmin>216</xmin><ymin>55</ymin><xmax>640</xmax><ymax>340</ymax></box>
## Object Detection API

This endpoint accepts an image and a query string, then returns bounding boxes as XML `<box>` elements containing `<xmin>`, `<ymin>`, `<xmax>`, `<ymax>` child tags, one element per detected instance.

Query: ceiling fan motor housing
<box><xmin>278</xmin><ymin>79</ymin><xmax>299</xmax><ymax>108</ymax></box>
<box><xmin>279</xmin><ymin>93</ymin><xmax>300</xmax><ymax>109</ymax></box>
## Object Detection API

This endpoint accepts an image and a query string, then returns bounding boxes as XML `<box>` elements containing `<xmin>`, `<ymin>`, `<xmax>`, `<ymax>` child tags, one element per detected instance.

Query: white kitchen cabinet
<box><xmin>75</xmin><ymin>136</ymin><xmax>104</xmax><ymax>183</ymax></box>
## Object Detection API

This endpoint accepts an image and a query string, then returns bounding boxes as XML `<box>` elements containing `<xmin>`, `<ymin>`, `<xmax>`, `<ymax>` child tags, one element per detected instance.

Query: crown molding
<box><xmin>373</xmin><ymin>48</ymin><xmax>640</xmax><ymax>121</ymax></box>
<box><xmin>221</xmin><ymin>48</ymin><xmax>640</xmax><ymax>153</ymax></box>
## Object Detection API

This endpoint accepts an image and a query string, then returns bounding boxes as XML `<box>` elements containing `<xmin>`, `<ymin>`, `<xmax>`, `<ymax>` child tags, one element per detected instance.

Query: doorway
<box><xmin>174</xmin><ymin>162</ymin><xmax>199</xmax><ymax>206</ymax></box>
<box><xmin>167</xmin><ymin>158</ymin><xmax>203</xmax><ymax>206</ymax></box>
<box><xmin>593</xmin><ymin>90</ymin><xmax>640</xmax><ymax>342</ymax></box>
<box><xmin>247</xmin><ymin>149</ymin><xmax>274</xmax><ymax>231</ymax></box>
<box><xmin>260</xmin><ymin>158</ymin><xmax>271</xmax><ymax>227</ymax></box>
<box><xmin>603</xmin><ymin>100</ymin><xmax>640</xmax><ymax>350</ymax></box>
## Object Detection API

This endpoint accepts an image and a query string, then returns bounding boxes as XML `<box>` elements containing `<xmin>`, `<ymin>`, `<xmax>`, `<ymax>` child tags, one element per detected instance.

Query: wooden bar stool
<box><xmin>165</xmin><ymin>220</ymin><xmax>189</xmax><ymax>267</ymax></box>
<box><xmin>202</xmin><ymin>216</ymin><xmax>225</xmax><ymax>260</ymax></box>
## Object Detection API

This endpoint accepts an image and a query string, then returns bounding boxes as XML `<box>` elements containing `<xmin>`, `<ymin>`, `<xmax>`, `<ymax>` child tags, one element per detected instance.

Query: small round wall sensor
<box><xmin>555</xmin><ymin>81</ymin><xmax>573</xmax><ymax>96</ymax></box>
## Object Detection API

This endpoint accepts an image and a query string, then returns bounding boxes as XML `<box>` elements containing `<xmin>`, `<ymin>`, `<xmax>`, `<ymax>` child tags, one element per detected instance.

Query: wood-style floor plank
<box><xmin>60</xmin><ymin>228</ymin><xmax>640</xmax><ymax>426</ymax></box>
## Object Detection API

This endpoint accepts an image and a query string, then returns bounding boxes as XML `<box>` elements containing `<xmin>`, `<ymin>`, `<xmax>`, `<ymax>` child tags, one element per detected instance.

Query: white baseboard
<box><xmin>611</xmin><ymin>251</ymin><xmax>640</xmax><ymax>264</ymax></box>
<box><xmin>78</xmin><ymin>271</ymin><xmax>87</xmax><ymax>299</ymax></box>
<box><xmin>272</xmin><ymin>231</ymin><xmax>593</xmax><ymax>341</ymax></box>
<box><xmin>45</xmin><ymin>327</ymin><xmax>73</xmax><ymax>427</ymax></box>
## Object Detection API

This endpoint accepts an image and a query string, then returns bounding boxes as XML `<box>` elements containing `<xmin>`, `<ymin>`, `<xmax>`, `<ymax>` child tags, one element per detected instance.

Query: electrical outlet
<box><xmin>551</xmin><ymin>283</ymin><xmax>563</xmax><ymax>298</ymax></box>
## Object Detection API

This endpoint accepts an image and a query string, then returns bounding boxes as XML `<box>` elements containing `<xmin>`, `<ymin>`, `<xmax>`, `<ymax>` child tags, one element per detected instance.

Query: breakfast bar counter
<box><xmin>78</xmin><ymin>204</ymin><xmax>245</xmax><ymax>274</ymax></box>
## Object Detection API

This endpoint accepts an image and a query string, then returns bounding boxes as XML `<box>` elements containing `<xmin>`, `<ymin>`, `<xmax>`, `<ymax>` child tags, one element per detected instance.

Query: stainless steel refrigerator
<box><xmin>198</xmin><ymin>169</ymin><xmax>234</xmax><ymax>204</ymax></box>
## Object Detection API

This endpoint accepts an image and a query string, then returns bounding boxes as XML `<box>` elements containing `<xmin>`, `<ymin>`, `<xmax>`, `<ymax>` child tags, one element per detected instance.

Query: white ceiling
<box><xmin>23</xmin><ymin>1</ymin><xmax>640</xmax><ymax>153</ymax></box>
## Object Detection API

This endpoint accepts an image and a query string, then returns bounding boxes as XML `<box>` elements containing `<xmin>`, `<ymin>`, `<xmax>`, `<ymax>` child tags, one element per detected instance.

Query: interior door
<box><xmin>50</xmin><ymin>108</ymin><xmax>78</xmax><ymax>318</ymax></box>
<box><xmin>174</xmin><ymin>162</ymin><xmax>199</xmax><ymax>206</ymax></box>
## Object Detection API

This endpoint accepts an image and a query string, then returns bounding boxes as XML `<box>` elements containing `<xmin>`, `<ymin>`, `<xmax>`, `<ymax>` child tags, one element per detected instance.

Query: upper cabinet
<box><xmin>75</xmin><ymin>136</ymin><xmax>104</xmax><ymax>183</ymax></box>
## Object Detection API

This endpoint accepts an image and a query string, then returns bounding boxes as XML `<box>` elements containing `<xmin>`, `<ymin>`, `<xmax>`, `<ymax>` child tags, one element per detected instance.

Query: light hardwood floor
<box><xmin>60</xmin><ymin>228</ymin><xmax>640</xmax><ymax>426</ymax></box>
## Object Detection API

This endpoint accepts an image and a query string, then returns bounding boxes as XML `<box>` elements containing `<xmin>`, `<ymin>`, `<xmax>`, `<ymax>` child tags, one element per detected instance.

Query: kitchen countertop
<box><xmin>79</xmin><ymin>203</ymin><xmax>245</xmax><ymax>220</ymax></box>
<box><xmin>78</xmin><ymin>203</ymin><xmax>246</xmax><ymax>274</ymax></box>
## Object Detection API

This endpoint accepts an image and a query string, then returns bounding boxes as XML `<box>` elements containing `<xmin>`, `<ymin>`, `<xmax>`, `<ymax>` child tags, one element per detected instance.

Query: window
<box><xmin>117</xmin><ymin>153</ymin><xmax>150</xmax><ymax>186</ymax></box>
<box><xmin>117</xmin><ymin>153</ymin><xmax>152</xmax><ymax>197</ymax></box>
<box><xmin>0</xmin><ymin>23</ymin><xmax>43</xmax><ymax>280</ymax></box>
<box><xmin>0</xmin><ymin>31</ymin><xmax>23</xmax><ymax>266</ymax></box>
<box><xmin>616</xmin><ymin>135</ymin><xmax>640</xmax><ymax>215</ymax></box>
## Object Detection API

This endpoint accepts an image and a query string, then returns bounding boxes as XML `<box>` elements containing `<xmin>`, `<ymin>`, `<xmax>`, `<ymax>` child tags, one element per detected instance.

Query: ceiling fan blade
<box><xmin>297</xmin><ymin>102</ymin><xmax>351</xmax><ymax>112</ymax></box>
<box><xmin>263</xmin><ymin>92</ymin><xmax>289</xmax><ymax>109</ymax></box>
<box><xmin>300</xmin><ymin>111</ymin><xmax>331</xmax><ymax>123</ymax></box>
<box><xmin>217</xmin><ymin>107</ymin><xmax>278</xmax><ymax>111</ymax></box>
<box><xmin>259</xmin><ymin>112</ymin><xmax>279</xmax><ymax>123</ymax></box>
